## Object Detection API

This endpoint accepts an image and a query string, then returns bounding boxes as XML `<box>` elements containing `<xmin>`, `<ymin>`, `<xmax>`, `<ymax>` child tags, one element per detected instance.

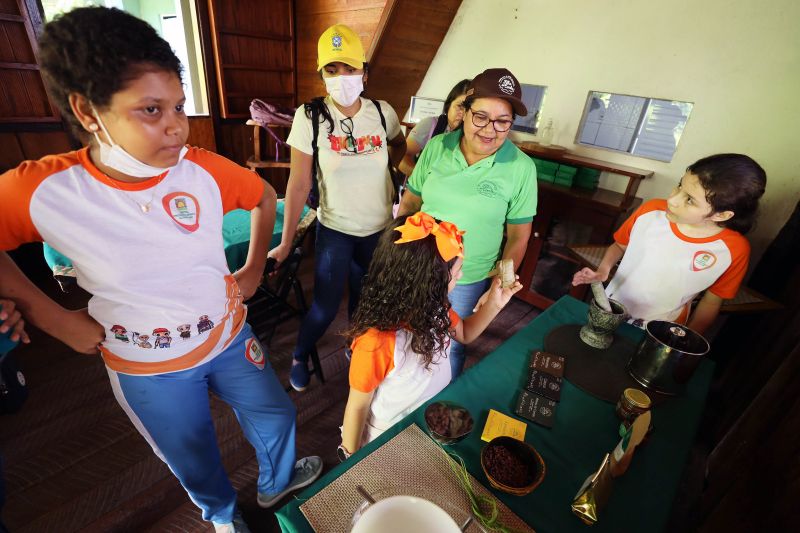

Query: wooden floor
<box><xmin>0</xmin><ymin>246</ymin><xmax>540</xmax><ymax>532</ymax></box>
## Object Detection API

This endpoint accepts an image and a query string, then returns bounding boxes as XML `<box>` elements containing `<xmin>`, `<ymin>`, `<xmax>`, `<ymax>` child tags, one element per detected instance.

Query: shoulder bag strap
<box><xmin>309</xmin><ymin>102</ymin><xmax>321</xmax><ymax>208</ymax></box>
<box><xmin>369</xmin><ymin>99</ymin><xmax>403</xmax><ymax>196</ymax></box>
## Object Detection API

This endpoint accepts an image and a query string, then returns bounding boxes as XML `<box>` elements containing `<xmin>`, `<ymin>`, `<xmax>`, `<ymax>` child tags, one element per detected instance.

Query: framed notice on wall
<box><xmin>408</xmin><ymin>96</ymin><xmax>445</xmax><ymax>123</ymax></box>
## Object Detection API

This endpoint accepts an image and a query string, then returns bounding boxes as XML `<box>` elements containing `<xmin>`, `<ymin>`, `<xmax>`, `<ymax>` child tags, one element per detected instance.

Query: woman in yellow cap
<box><xmin>269</xmin><ymin>24</ymin><xmax>407</xmax><ymax>391</ymax></box>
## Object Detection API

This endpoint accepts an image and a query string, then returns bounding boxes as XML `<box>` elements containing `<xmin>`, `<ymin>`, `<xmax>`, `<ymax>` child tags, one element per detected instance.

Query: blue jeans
<box><xmin>108</xmin><ymin>324</ymin><xmax>296</xmax><ymax>524</ymax></box>
<box><xmin>293</xmin><ymin>223</ymin><xmax>381</xmax><ymax>361</ymax></box>
<box><xmin>448</xmin><ymin>278</ymin><xmax>491</xmax><ymax>379</ymax></box>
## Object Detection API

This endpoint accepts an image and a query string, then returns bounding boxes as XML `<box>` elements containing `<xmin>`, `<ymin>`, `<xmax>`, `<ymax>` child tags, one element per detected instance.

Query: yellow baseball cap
<box><xmin>317</xmin><ymin>24</ymin><xmax>365</xmax><ymax>71</ymax></box>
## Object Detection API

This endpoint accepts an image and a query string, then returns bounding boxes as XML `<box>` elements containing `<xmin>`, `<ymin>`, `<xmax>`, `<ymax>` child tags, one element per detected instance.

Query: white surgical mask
<box><xmin>91</xmin><ymin>106</ymin><xmax>187</xmax><ymax>178</ymax></box>
<box><xmin>324</xmin><ymin>74</ymin><xmax>364</xmax><ymax>107</ymax></box>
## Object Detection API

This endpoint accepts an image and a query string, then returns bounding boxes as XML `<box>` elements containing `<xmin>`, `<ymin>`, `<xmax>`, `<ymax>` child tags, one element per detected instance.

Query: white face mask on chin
<box><xmin>91</xmin><ymin>106</ymin><xmax>187</xmax><ymax>178</ymax></box>
<box><xmin>324</xmin><ymin>74</ymin><xmax>364</xmax><ymax>107</ymax></box>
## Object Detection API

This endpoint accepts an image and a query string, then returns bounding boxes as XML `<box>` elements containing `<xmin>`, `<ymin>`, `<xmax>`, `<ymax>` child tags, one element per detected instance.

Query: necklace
<box><xmin>101</xmin><ymin>173</ymin><xmax>166</xmax><ymax>213</ymax></box>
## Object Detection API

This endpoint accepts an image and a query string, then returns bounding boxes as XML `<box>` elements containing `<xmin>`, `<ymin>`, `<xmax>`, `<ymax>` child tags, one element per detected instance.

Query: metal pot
<box><xmin>627</xmin><ymin>321</ymin><xmax>710</xmax><ymax>395</ymax></box>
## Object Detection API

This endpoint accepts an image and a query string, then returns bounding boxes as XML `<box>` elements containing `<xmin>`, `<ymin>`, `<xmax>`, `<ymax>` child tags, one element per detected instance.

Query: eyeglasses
<box><xmin>339</xmin><ymin>117</ymin><xmax>358</xmax><ymax>154</ymax></box>
<box><xmin>469</xmin><ymin>109</ymin><xmax>513</xmax><ymax>132</ymax></box>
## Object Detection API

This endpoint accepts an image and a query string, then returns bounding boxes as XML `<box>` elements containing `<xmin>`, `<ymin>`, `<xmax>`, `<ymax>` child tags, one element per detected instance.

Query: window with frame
<box><xmin>511</xmin><ymin>83</ymin><xmax>547</xmax><ymax>135</ymax></box>
<box><xmin>576</xmin><ymin>91</ymin><xmax>693</xmax><ymax>162</ymax></box>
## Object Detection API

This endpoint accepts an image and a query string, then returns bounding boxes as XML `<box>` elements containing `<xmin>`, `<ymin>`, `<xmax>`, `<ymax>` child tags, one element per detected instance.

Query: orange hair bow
<box><xmin>394</xmin><ymin>212</ymin><xmax>465</xmax><ymax>261</ymax></box>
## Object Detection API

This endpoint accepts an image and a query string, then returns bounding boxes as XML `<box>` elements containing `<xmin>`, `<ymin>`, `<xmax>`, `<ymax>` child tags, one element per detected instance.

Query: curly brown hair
<box><xmin>345</xmin><ymin>215</ymin><xmax>457</xmax><ymax>369</ymax></box>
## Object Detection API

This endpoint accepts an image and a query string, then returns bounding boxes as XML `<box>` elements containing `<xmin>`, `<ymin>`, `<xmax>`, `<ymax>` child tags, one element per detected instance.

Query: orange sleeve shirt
<box><xmin>0</xmin><ymin>151</ymin><xmax>81</xmax><ymax>250</ymax></box>
<box><xmin>0</xmin><ymin>147</ymin><xmax>265</xmax><ymax>375</ymax></box>
<box><xmin>184</xmin><ymin>148</ymin><xmax>265</xmax><ymax>213</ymax></box>
<box><xmin>349</xmin><ymin>309</ymin><xmax>461</xmax><ymax>393</ymax></box>
<box><xmin>607</xmin><ymin>199</ymin><xmax>749</xmax><ymax>322</ymax></box>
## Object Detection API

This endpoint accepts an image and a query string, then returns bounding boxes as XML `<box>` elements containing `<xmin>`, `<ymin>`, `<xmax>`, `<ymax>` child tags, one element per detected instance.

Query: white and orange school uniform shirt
<box><xmin>349</xmin><ymin>309</ymin><xmax>460</xmax><ymax>444</ymax></box>
<box><xmin>0</xmin><ymin>147</ymin><xmax>265</xmax><ymax>375</ymax></box>
<box><xmin>606</xmin><ymin>199</ymin><xmax>749</xmax><ymax>324</ymax></box>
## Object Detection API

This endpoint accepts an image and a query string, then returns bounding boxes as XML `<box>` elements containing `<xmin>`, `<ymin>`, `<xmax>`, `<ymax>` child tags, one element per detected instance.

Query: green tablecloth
<box><xmin>221</xmin><ymin>201</ymin><xmax>310</xmax><ymax>272</ymax></box>
<box><xmin>276</xmin><ymin>296</ymin><xmax>714</xmax><ymax>533</ymax></box>
<box><xmin>42</xmin><ymin>200</ymin><xmax>310</xmax><ymax>275</ymax></box>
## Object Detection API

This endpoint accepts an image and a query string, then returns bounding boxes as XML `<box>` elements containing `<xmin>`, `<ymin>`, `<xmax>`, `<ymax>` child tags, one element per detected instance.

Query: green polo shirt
<box><xmin>407</xmin><ymin>130</ymin><xmax>537</xmax><ymax>284</ymax></box>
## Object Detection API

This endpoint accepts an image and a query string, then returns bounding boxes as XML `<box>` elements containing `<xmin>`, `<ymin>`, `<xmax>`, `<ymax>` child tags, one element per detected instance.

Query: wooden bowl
<box><xmin>480</xmin><ymin>436</ymin><xmax>546</xmax><ymax>496</ymax></box>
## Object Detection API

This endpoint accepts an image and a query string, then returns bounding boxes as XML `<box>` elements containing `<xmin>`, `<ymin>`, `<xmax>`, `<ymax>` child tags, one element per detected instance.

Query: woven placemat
<box><xmin>299</xmin><ymin>424</ymin><xmax>535</xmax><ymax>533</ymax></box>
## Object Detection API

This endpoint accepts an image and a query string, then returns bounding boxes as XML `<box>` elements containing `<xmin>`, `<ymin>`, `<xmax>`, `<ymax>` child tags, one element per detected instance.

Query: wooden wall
<box><xmin>366</xmin><ymin>0</ymin><xmax>462</xmax><ymax>120</ymax></box>
<box><xmin>185</xmin><ymin>116</ymin><xmax>217</xmax><ymax>152</ymax></box>
<box><xmin>207</xmin><ymin>0</ymin><xmax>295</xmax><ymax>118</ymax></box>
<box><xmin>293</xmin><ymin>0</ymin><xmax>461</xmax><ymax>118</ymax></box>
<box><xmin>698</xmin><ymin>200</ymin><xmax>800</xmax><ymax>531</ymax></box>
<box><xmin>0</xmin><ymin>0</ymin><xmax>59</xmax><ymax>124</ymax></box>
<box><xmin>0</xmin><ymin>129</ymin><xmax>73</xmax><ymax>172</ymax></box>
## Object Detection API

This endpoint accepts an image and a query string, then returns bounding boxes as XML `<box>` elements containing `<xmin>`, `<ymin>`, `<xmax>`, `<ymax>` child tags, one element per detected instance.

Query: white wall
<box><xmin>416</xmin><ymin>0</ymin><xmax>800</xmax><ymax>262</ymax></box>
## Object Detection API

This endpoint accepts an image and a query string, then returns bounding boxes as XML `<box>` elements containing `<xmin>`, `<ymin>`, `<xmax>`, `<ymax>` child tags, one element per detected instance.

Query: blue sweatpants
<box><xmin>106</xmin><ymin>323</ymin><xmax>296</xmax><ymax>524</ymax></box>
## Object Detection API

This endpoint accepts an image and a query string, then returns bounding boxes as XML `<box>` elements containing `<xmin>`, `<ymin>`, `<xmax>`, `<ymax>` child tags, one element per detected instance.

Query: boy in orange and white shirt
<box><xmin>573</xmin><ymin>154</ymin><xmax>766</xmax><ymax>334</ymax></box>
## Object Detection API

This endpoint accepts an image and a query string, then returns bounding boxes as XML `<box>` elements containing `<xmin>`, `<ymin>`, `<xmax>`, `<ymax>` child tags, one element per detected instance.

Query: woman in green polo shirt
<box><xmin>398</xmin><ymin>68</ymin><xmax>538</xmax><ymax>379</ymax></box>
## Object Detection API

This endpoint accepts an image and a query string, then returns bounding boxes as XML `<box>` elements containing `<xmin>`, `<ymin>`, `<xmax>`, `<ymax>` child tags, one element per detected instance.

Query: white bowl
<box><xmin>351</xmin><ymin>495</ymin><xmax>461</xmax><ymax>533</ymax></box>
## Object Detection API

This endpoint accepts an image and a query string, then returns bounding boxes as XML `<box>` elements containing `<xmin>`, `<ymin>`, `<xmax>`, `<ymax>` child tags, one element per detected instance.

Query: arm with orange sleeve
<box><xmin>0</xmin><ymin>298</ymin><xmax>30</xmax><ymax>344</ymax></box>
<box><xmin>340</xmin><ymin>329</ymin><xmax>395</xmax><ymax>455</ymax></box>
<box><xmin>572</xmin><ymin>242</ymin><xmax>627</xmax><ymax>286</ymax></box>
<box><xmin>233</xmin><ymin>181</ymin><xmax>277</xmax><ymax>299</ymax></box>
<box><xmin>571</xmin><ymin>201</ymin><xmax>653</xmax><ymax>287</ymax></box>
<box><xmin>340</xmin><ymin>388</ymin><xmax>375</xmax><ymax>457</ymax></box>
<box><xmin>687</xmin><ymin>292</ymin><xmax>723</xmax><ymax>335</ymax></box>
<box><xmin>688</xmin><ymin>235</ymin><xmax>750</xmax><ymax>334</ymax></box>
<box><xmin>0</xmin><ymin>162</ymin><xmax>104</xmax><ymax>354</ymax></box>
<box><xmin>0</xmin><ymin>252</ymin><xmax>104</xmax><ymax>354</ymax></box>
<box><xmin>191</xmin><ymin>148</ymin><xmax>276</xmax><ymax>299</ymax></box>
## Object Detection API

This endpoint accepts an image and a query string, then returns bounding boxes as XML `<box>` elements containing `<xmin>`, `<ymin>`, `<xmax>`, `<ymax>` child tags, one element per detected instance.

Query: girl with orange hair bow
<box><xmin>337</xmin><ymin>213</ymin><xmax>522</xmax><ymax>458</ymax></box>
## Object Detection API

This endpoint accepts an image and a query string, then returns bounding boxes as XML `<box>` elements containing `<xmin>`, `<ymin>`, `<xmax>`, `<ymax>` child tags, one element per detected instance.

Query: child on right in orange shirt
<box><xmin>337</xmin><ymin>212</ymin><xmax>522</xmax><ymax>460</ymax></box>
<box><xmin>572</xmin><ymin>153</ymin><xmax>766</xmax><ymax>334</ymax></box>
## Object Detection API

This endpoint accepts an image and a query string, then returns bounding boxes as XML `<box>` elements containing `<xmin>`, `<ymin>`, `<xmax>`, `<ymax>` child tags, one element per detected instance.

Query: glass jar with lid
<box><xmin>615</xmin><ymin>387</ymin><xmax>651</xmax><ymax>429</ymax></box>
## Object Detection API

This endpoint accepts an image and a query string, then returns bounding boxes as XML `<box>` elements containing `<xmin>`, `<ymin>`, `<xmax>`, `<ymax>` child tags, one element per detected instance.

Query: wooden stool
<box><xmin>245</xmin><ymin>119</ymin><xmax>291</xmax><ymax>172</ymax></box>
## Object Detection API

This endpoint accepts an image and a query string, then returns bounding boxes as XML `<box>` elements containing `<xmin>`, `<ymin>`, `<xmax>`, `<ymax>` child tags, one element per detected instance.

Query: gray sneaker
<box><xmin>213</xmin><ymin>510</ymin><xmax>251</xmax><ymax>533</ymax></box>
<box><xmin>257</xmin><ymin>456</ymin><xmax>323</xmax><ymax>508</ymax></box>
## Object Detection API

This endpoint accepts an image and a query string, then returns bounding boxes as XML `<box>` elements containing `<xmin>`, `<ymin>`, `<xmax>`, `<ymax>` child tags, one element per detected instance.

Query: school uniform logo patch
<box><xmin>245</xmin><ymin>338</ymin><xmax>265</xmax><ymax>370</ymax></box>
<box><xmin>692</xmin><ymin>251</ymin><xmax>717</xmax><ymax>271</ymax></box>
<box><xmin>162</xmin><ymin>192</ymin><xmax>200</xmax><ymax>233</ymax></box>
